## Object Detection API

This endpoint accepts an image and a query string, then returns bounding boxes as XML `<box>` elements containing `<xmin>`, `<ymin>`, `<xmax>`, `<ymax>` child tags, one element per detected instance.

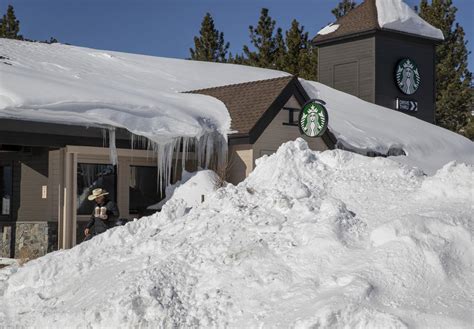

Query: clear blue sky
<box><xmin>1</xmin><ymin>0</ymin><xmax>473</xmax><ymax>72</ymax></box>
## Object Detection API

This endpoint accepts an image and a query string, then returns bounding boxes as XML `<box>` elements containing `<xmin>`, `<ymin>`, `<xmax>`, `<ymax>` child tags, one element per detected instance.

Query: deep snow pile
<box><xmin>301</xmin><ymin>80</ymin><xmax>474</xmax><ymax>174</ymax></box>
<box><xmin>0</xmin><ymin>139</ymin><xmax>472</xmax><ymax>328</ymax></box>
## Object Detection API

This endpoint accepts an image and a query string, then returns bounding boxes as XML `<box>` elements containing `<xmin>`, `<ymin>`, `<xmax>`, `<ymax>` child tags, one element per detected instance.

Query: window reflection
<box><xmin>129</xmin><ymin>166</ymin><xmax>163</xmax><ymax>216</ymax></box>
<box><xmin>0</xmin><ymin>165</ymin><xmax>12</xmax><ymax>215</ymax></box>
<box><xmin>77</xmin><ymin>163</ymin><xmax>116</xmax><ymax>215</ymax></box>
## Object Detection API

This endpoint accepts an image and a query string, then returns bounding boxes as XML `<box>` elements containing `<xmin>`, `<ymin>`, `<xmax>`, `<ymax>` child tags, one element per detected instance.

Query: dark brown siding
<box><xmin>0</xmin><ymin>147</ymin><xmax>51</xmax><ymax>223</ymax></box>
<box><xmin>318</xmin><ymin>36</ymin><xmax>375</xmax><ymax>103</ymax></box>
<box><xmin>375</xmin><ymin>33</ymin><xmax>436</xmax><ymax>123</ymax></box>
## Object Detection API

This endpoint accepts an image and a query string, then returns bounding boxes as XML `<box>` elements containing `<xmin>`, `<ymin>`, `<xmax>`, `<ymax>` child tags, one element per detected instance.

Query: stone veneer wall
<box><xmin>13</xmin><ymin>222</ymin><xmax>58</xmax><ymax>259</ymax></box>
<box><xmin>1</xmin><ymin>225</ymin><xmax>12</xmax><ymax>258</ymax></box>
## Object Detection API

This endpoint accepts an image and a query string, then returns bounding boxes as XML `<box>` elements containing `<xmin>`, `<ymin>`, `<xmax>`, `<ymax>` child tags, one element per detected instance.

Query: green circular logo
<box><xmin>299</xmin><ymin>100</ymin><xmax>328</xmax><ymax>138</ymax></box>
<box><xmin>395</xmin><ymin>58</ymin><xmax>421</xmax><ymax>95</ymax></box>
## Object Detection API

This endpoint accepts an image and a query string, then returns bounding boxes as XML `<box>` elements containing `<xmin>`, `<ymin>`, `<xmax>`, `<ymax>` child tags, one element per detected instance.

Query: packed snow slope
<box><xmin>1</xmin><ymin>139</ymin><xmax>472</xmax><ymax>328</ymax></box>
<box><xmin>0</xmin><ymin>38</ymin><xmax>287</xmax><ymax>143</ymax></box>
<box><xmin>301</xmin><ymin>80</ymin><xmax>474</xmax><ymax>174</ymax></box>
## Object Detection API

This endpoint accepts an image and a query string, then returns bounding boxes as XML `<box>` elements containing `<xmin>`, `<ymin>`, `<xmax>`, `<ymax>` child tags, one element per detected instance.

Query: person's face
<box><xmin>96</xmin><ymin>195</ymin><xmax>105</xmax><ymax>204</ymax></box>
<box><xmin>309</xmin><ymin>113</ymin><xmax>317</xmax><ymax>122</ymax></box>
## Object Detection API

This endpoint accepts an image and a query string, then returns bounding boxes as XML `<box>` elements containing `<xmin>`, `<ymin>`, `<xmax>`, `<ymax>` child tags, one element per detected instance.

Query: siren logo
<box><xmin>395</xmin><ymin>58</ymin><xmax>421</xmax><ymax>95</ymax></box>
<box><xmin>299</xmin><ymin>100</ymin><xmax>328</xmax><ymax>138</ymax></box>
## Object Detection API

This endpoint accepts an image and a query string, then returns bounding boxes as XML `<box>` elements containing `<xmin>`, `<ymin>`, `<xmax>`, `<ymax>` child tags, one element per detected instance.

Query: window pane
<box><xmin>0</xmin><ymin>165</ymin><xmax>12</xmax><ymax>215</ymax></box>
<box><xmin>129</xmin><ymin>166</ymin><xmax>163</xmax><ymax>215</ymax></box>
<box><xmin>77</xmin><ymin>164</ymin><xmax>116</xmax><ymax>215</ymax></box>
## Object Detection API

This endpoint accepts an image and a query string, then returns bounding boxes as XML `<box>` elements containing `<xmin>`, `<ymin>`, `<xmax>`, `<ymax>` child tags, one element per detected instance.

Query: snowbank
<box><xmin>376</xmin><ymin>0</ymin><xmax>444</xmax><ymax>40</ymax></box>
<box><xmin>300</xmin><ymin>80</ymin><xmax>474</xmax><ymax>174</ymax></box>
<box><xmin>0</xmin><ymin>140</ymin><xmax>472</xmax><ymax>328</ymax></box>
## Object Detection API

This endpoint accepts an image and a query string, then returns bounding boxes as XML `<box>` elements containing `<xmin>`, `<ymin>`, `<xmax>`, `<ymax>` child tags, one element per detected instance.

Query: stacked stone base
<box><xmin>0</xmin><ymin>222</ymin><xmax>58</xmax><ymax>259</ymax></box>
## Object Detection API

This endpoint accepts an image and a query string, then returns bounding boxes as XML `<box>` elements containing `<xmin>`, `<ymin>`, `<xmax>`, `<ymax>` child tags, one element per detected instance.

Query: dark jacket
<box><xmin>86</xmin><ymin>199</ymin><xmax>120</xmax><ymax>235</ymax></box>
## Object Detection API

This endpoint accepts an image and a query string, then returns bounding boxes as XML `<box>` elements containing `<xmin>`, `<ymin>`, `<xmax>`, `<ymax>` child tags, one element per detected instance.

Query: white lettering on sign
<box><xmin>42</xmin><ymin>185</ymin><xmax>47</xmax><ymax>199</ymax></box>
<box><xmin>396</xmin><ymin>98</ymin><xmax>418</xmax><ymax>112</ymax></box>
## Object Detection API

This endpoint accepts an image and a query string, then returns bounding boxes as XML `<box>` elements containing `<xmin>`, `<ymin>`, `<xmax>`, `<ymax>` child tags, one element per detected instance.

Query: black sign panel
<box><xmin>396</xmin><ymin>98</ymin><xmax>418</xmax><ymax>112</ymax></box>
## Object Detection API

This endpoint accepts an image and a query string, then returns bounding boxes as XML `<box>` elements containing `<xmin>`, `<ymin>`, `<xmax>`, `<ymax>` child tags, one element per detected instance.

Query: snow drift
<box><xmin>0</xmin><ymin>139</ymin><xmax>472</xmax><ymax>328</ymax></box>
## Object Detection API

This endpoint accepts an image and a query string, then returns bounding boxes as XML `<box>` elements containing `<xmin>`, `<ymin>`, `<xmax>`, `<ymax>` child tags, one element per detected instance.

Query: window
<box><xmin>129</xmin><ymin>166</ymin><xmax>163</xmax><ymax>215</ymax></box>
<box><xmin>0</xmin><ymin>165</ymin><xmax>12</xmax><ymax>215</ymax></box>
<box><xmin>77</xmin><ymin>163</ymin><xmax>116</xmax><ymax>215</ymax></box>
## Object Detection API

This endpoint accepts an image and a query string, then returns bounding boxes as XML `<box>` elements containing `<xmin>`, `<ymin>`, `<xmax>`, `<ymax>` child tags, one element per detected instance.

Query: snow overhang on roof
<box><xmin>0</xmin><ymin>38</ymin><xmax>289</xmax><ymax>183</ymax></box>
<box><xmin>313</xmin><ymin>0</ymin><xmax>444</xmax><ymax>45</ymax></box>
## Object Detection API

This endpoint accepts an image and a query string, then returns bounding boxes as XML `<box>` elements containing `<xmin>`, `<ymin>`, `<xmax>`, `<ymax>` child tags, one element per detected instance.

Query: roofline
<box><xmin>247</xmin><ymin>76</ymin><xmax>305</xmax><ymax>144</ymax></box>
<box><xmin>228</xmin><ymin>76</ymin><xmax>336</xmax><ymax>149</ymax></box>
<box><xmin>183</xmin><ymin>75</ymin><xmax>294</xmax><ymax>94</ymax></box>
<box><xmin>0</xmin><ymin>118</ymin><xmax>137</xmax><ymax>149</ymax></box>
<box><xmin>313</xmin><ymin>28</ymin><xmax>442</xmax><ymax>47</ymax></box>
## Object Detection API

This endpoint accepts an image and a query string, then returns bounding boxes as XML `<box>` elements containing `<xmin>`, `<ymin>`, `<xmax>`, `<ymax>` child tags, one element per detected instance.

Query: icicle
<box><xmin>108</xmin><ymin>127</ymin><xmax>118</xmax><ymax>166</ymax></box>
<box><xmin>125</xmin><ymin>129</ymin><xmax>228</xmax><ymax>197</ymax></box>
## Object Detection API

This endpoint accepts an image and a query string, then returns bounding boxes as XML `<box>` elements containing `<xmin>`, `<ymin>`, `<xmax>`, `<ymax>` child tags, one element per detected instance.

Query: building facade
<box><xmin>313</xmin><ymin>0</ymin><xmax>442</xmax><ymax>123</ymax></box>
<box><xmin>0</xmin><ymin>76</ymin><xmax>333</xmax><ymax>259</ymax></box>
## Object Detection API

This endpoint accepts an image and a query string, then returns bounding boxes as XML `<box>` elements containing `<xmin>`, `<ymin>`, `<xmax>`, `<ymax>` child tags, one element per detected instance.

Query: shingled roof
<box><xmin>313</xmin><ymin>0</ymin><xmax>443</xmax><ymax>45</ymax></box>
<box><xmin>314</xmin><ymin>0</ymin><xmax>379</xmax><ymax>45</ymax></box>
<box><xmin>186</xmin><ymin>76</ymin><xmax>336</xmax><ymax>147</ymax></box>
<box><xmin>187</xmin><ymin>75</ymin><xmax>304</xmax><ymax>139</ymax></box>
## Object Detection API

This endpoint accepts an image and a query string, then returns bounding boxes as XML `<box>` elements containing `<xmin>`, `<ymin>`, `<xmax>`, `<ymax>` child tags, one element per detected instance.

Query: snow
<box><xmin>300</xmin><ymin>80</ymin><xmax>474</xmax><ymax>174</ymax></box>
<box><xmin>376</xmin><ymin>0</ymin><xmax>444</xmax><ymax>40</ymax></box>
<box><xmin>1</xmin><ymin>39</ymin><xmax>471</xmax><ymax>176</ymax></box>
<box><xmin>0</xmin><ymin>258</ymin><xmax>17</xmax><ymax>267</ymax></box>
<box><xmin>148</xmin><ymin>170</ymin><xmax>219</xmax><ymax>210</ymax></box>
<box><xmin>0</xmin><ymin>139</ymin><xmax>472</xmax><ymax>328</ymax></box>
<box><xmin>317</xmin><ymin>23</ymin><xmax>340</xmax><ymax>35</ymax></box>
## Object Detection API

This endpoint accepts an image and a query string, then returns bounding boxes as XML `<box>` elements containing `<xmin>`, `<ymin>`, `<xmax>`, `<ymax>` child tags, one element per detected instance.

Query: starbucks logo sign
<box><xmin>299</xmin><ymin>100</ymin><xmax>328</xmax><ymax>138</ymax></box>
<box><xmin>395</xmin><ymin>58</ymin><xmax>421</xmax><ymax>95</ymax></box>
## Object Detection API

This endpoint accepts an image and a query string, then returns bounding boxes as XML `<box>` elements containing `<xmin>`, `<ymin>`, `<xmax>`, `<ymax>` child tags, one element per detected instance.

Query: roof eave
<box><xmin>312</xmin><ymin>29</ymin><xmax>377</xmax><ymax>46</ymax></box>
<box><xmin>313</xmin><ymin>27</ymin><xmax>443</xmax><ymax>47</ymax></box>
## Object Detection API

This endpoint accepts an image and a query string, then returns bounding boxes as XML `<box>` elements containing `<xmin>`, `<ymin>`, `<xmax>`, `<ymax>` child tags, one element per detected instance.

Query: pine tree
<box><xmin>278</xmin><ymin>19</ymin><xmax>318</xmax><ymax>81</ymax></box>
<box><xmin>418</xmin><ymin>0</ymin><xmax>472</xmax><ymax>133</ymax></box>
<box><xmin>331</xmin><ymin>0</ymin><xmax>356</xmax><ymax>19</ymax></box>
<box><xmin>243</xmin><ymin>8</ymin><xmax>279</xmax><ymax>68</ymax></box>
<box><xmin>190</xmin><ymin>13</ymin><xmax>229</xmax><ymax>62</ymax></box>
<box><xmin>274</xmin><ymin>27</ymin><xmax>286</xmax><ymax>71</ymax></box>
<box><xmin>283</xmin><ymin>20</ymin><xmax>308</xmax><ymax>76</ymax></box>
<box><xmin>0</xmin><ymin>5</ymin><xmax>23</xmax><ymax>40</ymax></box>
<box><xmin>297</xmin><ymin>36</ymin><xmax>318</xmax><ymax>81</ymax></box>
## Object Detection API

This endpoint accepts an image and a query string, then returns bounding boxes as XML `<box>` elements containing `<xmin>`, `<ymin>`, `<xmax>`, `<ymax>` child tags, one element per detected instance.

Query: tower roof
<box><xmin>313</xmin><ymin>0</ymin><xmax>444</xmax><ymax>45</ymax></box>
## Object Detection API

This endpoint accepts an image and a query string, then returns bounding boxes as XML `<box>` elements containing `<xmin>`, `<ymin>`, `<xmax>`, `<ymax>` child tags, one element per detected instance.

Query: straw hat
<box><xmin>87</xmin><ymin>188</ymin><xmax>109</xmax><ymax>201</ymax></box>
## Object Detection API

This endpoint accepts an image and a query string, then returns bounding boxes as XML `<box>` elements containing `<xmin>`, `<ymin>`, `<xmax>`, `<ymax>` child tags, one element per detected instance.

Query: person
<box><xmin>83</xmin><ymin>188</ymin><xmax>119</xmax><ymax>241</ymax></box>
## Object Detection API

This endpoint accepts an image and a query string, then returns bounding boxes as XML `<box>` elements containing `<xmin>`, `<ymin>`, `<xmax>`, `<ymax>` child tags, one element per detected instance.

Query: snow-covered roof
<box><xmin>300</xmin><ymin>80</ymin><xmax>474</xmax><ymax>174</ymax></box>
<box><xmin>316</xmin><ymin>23</ymin><xmax>340</xmax><ymax>36</ymax></box>
<box><xmin>1</xmin><ymin>38</ymin><xmax>471</xmax><ymax>175</ymax></box>
<box><xmin>314</xmin><ymin>0</ymin><xmax>444</xmax><ymax>43</ymax></box>
<box><xmin>0</xmin><ymin>39</ymin><xmax>288</xmax><ymax>145</ymax></box>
